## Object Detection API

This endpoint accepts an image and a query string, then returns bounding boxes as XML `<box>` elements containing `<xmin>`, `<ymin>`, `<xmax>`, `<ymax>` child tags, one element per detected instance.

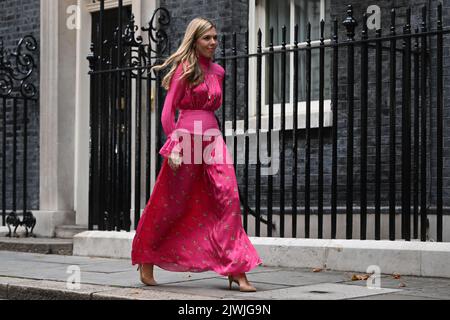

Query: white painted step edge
<box><xmin>73</xmin><ymin>231</ymin><xmax>450</xmax><ymax>278</ymax></box>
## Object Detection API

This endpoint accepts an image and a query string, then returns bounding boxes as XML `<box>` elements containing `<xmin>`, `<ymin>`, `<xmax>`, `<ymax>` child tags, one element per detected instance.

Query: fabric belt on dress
<box><xmin>176</xmin><ymin>109</ymin><xmax>220</xmax><ymax>135</ymax></box>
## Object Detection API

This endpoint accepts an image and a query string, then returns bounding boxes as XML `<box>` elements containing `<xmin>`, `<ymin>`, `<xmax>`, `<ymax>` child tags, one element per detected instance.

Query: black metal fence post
<box><xmin>232</xmin><ymin>33</ymin><xmax>238</xmax><ymax>173</ymax></box>
<box><xmin>268</xmin><ymin>27</ymin><xmax>274</xmax><ymax>237</ymax></box>
<box><xmin>360</xmin><ymin>13</ymin><xmax>368</xmax><ymax>240</ymax></box>
<box><xmin>420</xmin><ymin>5</ymin><xmax>428</xmax><ymax>242</ymax></box>
<box><xmin>318</xmin><ymin>20</ymin><xmax>325</xmax><ymax>239</ymax></box>
<box><xmin>243</xmin><ymin>30</ymin><xmax>249</xmax><ymax>232</ymax></box>
<box><xmin>413</xmin><ymin>27</ymin><xmax>420</xmax><ymax>240</ymax></box>
<box><xmin>1</xmin><ymin>96</ymin><xmax>6</xmax><ymax>227</ymax></box>
<box><xmin>305</xmin><ymin>22</ymin><xmax>311</xmax><ymax>239</ymax></box>
<box><xmin>375</xmin><ymin>27</ymin><xmax>382</xmax><ymax>241</ymax></box>
<box><xmin>436</xmin><ymin>2</ymin><xmax>444</xmax><ymax>242</ymax></box>
<box><xmin>331</xmin><ymin>18</ymin><xmax>338</xmax><ymax>240</ymax></box>
<box><xmin>401</xmin><ymin>8</ymin><xmax>412</xmax><ymax>241</ymax></box>
<box><xmin>135</xmin><ymin>45</ymin><xmax>143</xmax><ymax>230</ymax></box>
<box><xmin>280</xmin><ymin>25</ymin><xmax>287</xmax><ymax>238</ymax></box>
<box><xmin>255</xmin><ymin>29</ymin><xmax>262</xmax><ymax>237</ymax></box>
<box><xmin>88</xmin><ymin>42</ymin><xmax>98</xmax><ymax>231</ymax></box>
<box><xmin>292</xmin><ymin>24</ymin><xmax>299</xmax><ymax>238</ymax></box>
<box><xmin>389</xmin><ymin>9</ymin><xmax>397</xmax><ymax>241</ymax></box>
<box><xmin>343</xmin><ymin>5</ymin><xmax>357</xmax><ymax>240</ymax></box>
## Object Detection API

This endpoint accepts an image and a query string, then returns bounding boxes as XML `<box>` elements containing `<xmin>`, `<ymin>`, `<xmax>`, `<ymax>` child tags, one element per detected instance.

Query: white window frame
<box><xmin>85</xmin><ymin>0</ymin><xmax>133</xmax><ymax>12</ymax></box>
<box><xmin>227</xmin><ymin>0</ymin><xmax>332</xmax><ymax>135</ymax></box>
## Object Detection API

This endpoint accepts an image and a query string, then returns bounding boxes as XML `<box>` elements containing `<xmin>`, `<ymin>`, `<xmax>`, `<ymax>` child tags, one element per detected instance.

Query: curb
<box><xmin>73</xmin><ymin>231</ymin><xmax>450</xmax><ymax>278</ymax></box>
<box><xmin>0</xmin><ymin>277</ymin><xmax>218</xmax><ymax>300</ymax></box>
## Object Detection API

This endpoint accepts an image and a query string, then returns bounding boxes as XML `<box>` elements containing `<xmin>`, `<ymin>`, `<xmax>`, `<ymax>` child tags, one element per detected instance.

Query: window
<box><xmin>242</xmin><ymin>0</ymin><xmax>332</xmax><ymax>132</ymax></box>
<box><xmin>292</xmin><ymin>0</ymin><xmax>331</xmax><ymax>104</ymax></box>
<box><xmin>86</xmin><ymin>0</ymin><xmax>133</xmax><ymax>12</ymax></box>
<box><xmin>265</xmin><ymin>0</ymin><xmax>291</xmax><ymax>105</ymax></box>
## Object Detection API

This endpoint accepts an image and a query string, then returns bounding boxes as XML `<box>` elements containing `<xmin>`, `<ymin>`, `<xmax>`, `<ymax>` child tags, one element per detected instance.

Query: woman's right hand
<box><xmin>168</xmin><ymin>152</ymin><xmax>182</xmax><ymax>172</ymax></box>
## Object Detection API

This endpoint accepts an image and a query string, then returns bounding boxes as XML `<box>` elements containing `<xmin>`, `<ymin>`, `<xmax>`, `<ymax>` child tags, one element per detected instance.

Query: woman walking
<box><xmin>131</xmin><ymin>17</ymin><xmax>262</xmax><ymax>292</ymax></box>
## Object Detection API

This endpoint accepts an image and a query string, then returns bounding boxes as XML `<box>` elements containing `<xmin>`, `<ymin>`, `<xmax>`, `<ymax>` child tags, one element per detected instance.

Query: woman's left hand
<box><xmin>168</xmin><ymin>152</ymin><xmax>182</xmax><ymax>172</ymax></box>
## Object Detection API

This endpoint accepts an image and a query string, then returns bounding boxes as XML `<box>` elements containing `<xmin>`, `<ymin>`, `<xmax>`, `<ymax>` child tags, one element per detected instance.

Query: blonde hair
<box><xmin>151</xmin><ymin>17</ymin><xmax>217</xmax><ymax>90</ymax></box>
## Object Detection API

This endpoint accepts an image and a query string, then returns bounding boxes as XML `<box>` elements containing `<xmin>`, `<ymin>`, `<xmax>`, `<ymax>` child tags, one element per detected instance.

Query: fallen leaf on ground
<box><xmin>351</xmin><ymin>274</ymin><xmax>370</xmax><ymax>281</ymax></box>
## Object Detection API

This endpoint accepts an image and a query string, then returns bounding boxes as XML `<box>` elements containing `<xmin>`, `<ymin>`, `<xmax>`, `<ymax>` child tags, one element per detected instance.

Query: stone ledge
<box><xmin>73</xmin><ymin>231</ymin><xmax>132</xmax><ymax>259</ymax></box>
<box><xmin>0</xmin><ymin>227</ymin><xmax>9</xmax><ymax>237</ymax></box>
<box><xmin>252</xmin><ymin>238</ymin><xmax>450</xmax><ymax>278</ymax></box>
<box><xmin>73</xmin><ymin>231</ymin><xmax>450</xmax><ymax>278</ymax></box>
<box><xmin>0</xmin><ymin>237</ymin><xmax>73</xmax><ymax>255</ymax></box>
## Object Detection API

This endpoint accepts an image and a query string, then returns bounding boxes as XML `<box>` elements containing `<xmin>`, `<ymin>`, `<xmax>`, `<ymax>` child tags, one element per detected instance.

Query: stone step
<box><xmin>55</xmin><ymin>225</ymin><xmax>88</xmax><ymax>239</ymax></box>
<box><xmin>0</xmin><ymin>237</ymin><xmax>73</xmax><ymax>255</ymax></box>
<box><xmin>0</xmin><ymin>226</ymin><xmax>9</xmax><ymax>237</ymax></box>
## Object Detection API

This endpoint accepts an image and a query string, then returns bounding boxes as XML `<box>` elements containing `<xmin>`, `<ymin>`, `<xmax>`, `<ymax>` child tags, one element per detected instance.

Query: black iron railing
<box><xmin>88</xmin><ymin>1</ymin><xmax>448</xmax><ymax>242</ymax></box>
<box><xmin>88</xmin><ymin>0</ymin><xmax>170</xmax><ymax>232</ymax></box>
<box><xmin>218</xmin><ymin>4</ymin><xmax>447</xmax><ymax>242</ymax></box>
<box><xmin>0</xmin><ymin>35</ymin><xmax>38</xmax><ymax>237</ymax></box>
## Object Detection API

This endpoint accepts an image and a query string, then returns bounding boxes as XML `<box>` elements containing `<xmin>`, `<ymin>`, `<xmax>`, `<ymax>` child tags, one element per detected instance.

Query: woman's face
<box><xmin>195</xmin><ymin>27</ymin><xmax>218</xmax><ymax>59</ymax></box>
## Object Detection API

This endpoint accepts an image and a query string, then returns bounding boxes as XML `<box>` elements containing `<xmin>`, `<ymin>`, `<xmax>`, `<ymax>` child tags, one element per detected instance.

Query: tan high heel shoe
<box><xmin>137</xmin><ymin>264</ymin><xmax>158</xmax><ymax>286</ymax></box>
<box><xmin>228</xmin><ymin>274</ymin><xmax>257</xmax><ymax>292</ymax></box>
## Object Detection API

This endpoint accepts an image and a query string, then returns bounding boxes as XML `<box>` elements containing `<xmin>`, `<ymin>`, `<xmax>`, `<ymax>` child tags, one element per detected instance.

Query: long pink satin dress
<box><xmin>131</xmin><ymin>54</ymin><xmax>263</xmax><ymax>276</ymax></box>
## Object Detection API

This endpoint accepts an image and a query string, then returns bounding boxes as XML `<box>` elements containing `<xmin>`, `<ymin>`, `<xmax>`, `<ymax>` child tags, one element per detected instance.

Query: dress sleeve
<box><xmin>161</xmin><ymin>63</ymin><xmax>188</xmax><ymax>137</ymax></box>
<box><xmin>216</xmin><ymin>64</ymin><xmax>225</xmax><ymax>88</ymax></box>
<box><xmin>216</xmin><ymin>64</ymin><xmax>225</xmax><ymax>106</ymax></box>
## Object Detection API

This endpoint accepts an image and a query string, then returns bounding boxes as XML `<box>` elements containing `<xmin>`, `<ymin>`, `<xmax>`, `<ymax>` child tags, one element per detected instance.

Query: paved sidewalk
<box><xmin>0</xmin><ymin>250</ymin><xmax>449</xmax><ymax>300</ymax></box>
